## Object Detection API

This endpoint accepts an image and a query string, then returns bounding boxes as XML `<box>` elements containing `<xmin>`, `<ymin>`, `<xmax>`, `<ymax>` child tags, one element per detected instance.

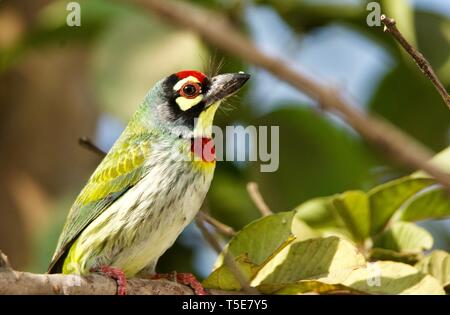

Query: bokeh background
<box><xmin>0</xmin><ymin>0</ymin><xmax>449</xmax><ymax>277</ymax></box>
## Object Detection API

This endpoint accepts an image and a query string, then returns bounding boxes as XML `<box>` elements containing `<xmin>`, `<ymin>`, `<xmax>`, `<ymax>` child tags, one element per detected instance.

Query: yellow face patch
<box><xmin>176</xmin><ymin>94</ymin><xmax>204</xmax><ymax>111</ymax></box>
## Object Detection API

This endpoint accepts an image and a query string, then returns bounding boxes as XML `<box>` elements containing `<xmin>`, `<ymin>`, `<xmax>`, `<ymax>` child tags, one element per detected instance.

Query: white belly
<box><xmin>69</xmin><ymin>156</ymin><xmax>214</xmax><ymax>276</ymax></box>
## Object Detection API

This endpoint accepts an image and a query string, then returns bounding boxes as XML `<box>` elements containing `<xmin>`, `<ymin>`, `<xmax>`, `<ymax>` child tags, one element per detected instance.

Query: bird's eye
<box><xmin>180</xmin><ymin>82</ymin><xmax>201</xmax><ymax>99</ymax></box>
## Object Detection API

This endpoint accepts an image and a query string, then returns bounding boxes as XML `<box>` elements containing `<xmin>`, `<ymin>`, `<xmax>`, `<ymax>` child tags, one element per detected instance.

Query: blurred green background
<box><xmin>0</xmin><ymin>0</ymin><xmax>449</xmax><ymax>278</ymax></box>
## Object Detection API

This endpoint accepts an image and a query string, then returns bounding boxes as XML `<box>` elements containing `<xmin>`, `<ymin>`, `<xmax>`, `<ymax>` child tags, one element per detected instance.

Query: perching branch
<box><xmin>0</xmin><ymin>251</ymin><xmax>193</xmax><ymax>295</ymax></box>
<box><xmin>0</xmin><ymin>251</ymin><xmax>244</xmax><ymax>295</ymax></box>
<box><xmin>124</xmin><ymin>0</ymin><xmax>450</xmax><ymax>192</ymax></box>
<box><xmin>381</xmin><ymin>15</ymin><xmax>450</xmax><ymax>110</ymax></box>
<box><xmin>246</xmin><ymin>182</ymin><xmax>273</xmax><ymax>216</ymax></box>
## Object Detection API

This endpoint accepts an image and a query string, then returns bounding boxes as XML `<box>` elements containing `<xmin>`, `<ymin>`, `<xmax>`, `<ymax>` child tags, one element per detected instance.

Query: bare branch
<box><xmin>0</xmin><ymin>271</ymin><xmax>196</xmax><ymax>295</ymax></box>
<box><xmin>196</xmin><ymin>211</ymin><xmax>236</xmax><ymax>237</ymax></box>
<box><xmin>0</xmin><ymin>250</ymin><xmax>193</xmax><ymax>295</ymax></box>
<box><xmin>0</xmin><ymin>250</ymin><xmax>246</xmax><ymax>295</ymax></box>
<box><xmin>125</xmin><ymin>0</ymin><xmax>450</xmax><ymax>191</ymax></box>
<box><xmin>79</xmin><ymin>137</ymin><xmax>107</xmax><ymax>158</ymax></box>
<box><xmin>381</xmin><ymin>15</ymin><xmax>450</xmax><ymax>110</ymax></box>
<box><xmin>195</xmin><ymin>218</ymin><xmax>259</xmax><ymax>294</ymax></box>
<box><xmin>246</xmin><ymin>182</ymin><xmax>273</xmax><ymax>216</ymax></box>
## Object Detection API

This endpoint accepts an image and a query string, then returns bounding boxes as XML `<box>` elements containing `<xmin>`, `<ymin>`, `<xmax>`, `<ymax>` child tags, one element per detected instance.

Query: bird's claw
<box><xmin>151</xmin><ymin>272</ymin><xmax>208</xmax><ymax>295</ymax></box>
<box><xmin>91</xmin><ymin>265</ymin><xmax>127</xmax><ymax>295</ymax></box>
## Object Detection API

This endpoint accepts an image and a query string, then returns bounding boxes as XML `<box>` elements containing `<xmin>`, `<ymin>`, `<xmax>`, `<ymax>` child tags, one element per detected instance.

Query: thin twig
<box><xmin>125</xmin><ymin>0</ymin><xmax>450</xmax><ymax>191</ymax></box>
<box><xmin>195</xmin><ymin>218</ymin><xmax>259</xmax><ymax>294</ymax></box>
<box><xmin>246</xmin><ymin>182</ymin><xmax>273</xmax><ymax>216</ymax></box>
<box><xmin>196</xmin><ymin>211</ymin><xmax>236</xmax><ymax>237</ymax></box>
<box><xmin>79</xmin><ymin>137</ymin><xmax>107</xmax><ymax>157</ymax></box>
<box><xmin>0</xmin><ymin>251</ymin><xmax>12</xmax><ymax>270</ymax></box>
<box><xmin>381</xmin><ymin>15</ymin><xmax>450</xmax><ymax>110</ymax></box>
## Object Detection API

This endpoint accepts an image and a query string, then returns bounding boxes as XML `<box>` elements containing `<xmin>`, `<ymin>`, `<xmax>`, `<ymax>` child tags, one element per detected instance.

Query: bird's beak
<box><xmin>205</xmin><ymin>72</ymin><xmax>250</xmax><ymax>107</ymax></box>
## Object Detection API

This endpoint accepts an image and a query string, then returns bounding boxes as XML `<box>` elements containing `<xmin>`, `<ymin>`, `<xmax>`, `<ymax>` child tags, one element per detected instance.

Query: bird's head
<box><xmin>142</xmin><ymin>70</ymin><xmax>250</xmax><ymax>138</ymax></box>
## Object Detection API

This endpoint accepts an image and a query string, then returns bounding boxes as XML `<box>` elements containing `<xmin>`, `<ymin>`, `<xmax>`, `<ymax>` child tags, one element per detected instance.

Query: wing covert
<box><xmin>48</xmin><ymin>133</ymin><xmax>151</xmax><ymax>272</ymax></box>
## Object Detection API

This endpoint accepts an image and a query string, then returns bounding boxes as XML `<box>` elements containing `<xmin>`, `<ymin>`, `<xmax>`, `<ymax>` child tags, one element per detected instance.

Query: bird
<box><xmin>48</xmin><ymin>70</ymin><xmax>250</xmax><ymax>295</ymax></box>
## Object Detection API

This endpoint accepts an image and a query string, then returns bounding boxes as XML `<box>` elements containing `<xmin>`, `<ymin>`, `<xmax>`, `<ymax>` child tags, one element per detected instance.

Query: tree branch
<box><xmin>381</xmin><ymin>15</ymin><xmax>450</xmax><ymax>110</ymax></box>
<box><xmin>0</xmin><ymin>251</ymin><xmax>193</xmax><ymax>295</ymax></box>
<box><xmin>246</xmin><ymin>182</ymin><xmax>273</xmax><ymax>216</ymax></box>
<box><xmin>79</xmin><ymin>137</ymin><xmax>107</xmax><ymax>157</ymax></box>
<box><xmin>0</xmin><ymin>251</ymin><xmax>243</xmax><ymax>295</ymax></box>
<box><xmin>197</xmin><ymin>211</ymin><xmax>236</xmax><ymax>237</ymax></box>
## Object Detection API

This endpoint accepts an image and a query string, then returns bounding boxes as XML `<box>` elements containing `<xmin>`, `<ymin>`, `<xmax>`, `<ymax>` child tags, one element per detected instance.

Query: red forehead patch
<box><xmin>175</xmin><ymin>70</ymin><xmax>207</xmax><ymax>83</ymax></box>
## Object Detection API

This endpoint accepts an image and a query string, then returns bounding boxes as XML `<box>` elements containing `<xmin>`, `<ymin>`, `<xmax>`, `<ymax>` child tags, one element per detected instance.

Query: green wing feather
<box><xmin>48</xmin><ymin>131</ymin><xmax>152</xmax><ymax>273</ymax></box>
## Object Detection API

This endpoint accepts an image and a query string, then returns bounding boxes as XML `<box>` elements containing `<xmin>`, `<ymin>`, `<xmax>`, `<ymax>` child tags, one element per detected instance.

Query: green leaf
<box><xmin>294</xmin><ymin>197</ymin><xmax>350</xmax><ymax>239</ymax></box>
<box><xmin>369</xmin><ymin>248</ymin><xmax>422</xmax><ymax>265</ymax></box>
<box><xmin>290</xmin><ymin>218</ymin><xmax>320</xmax><ymax>242</ymax></box>
<box><xmin>368</xmin><ymin>177</ymin><xmax>435</xmax><ymax>234</ymax></box>
<box><xmin>258</xmin><ymin>280</ymin><xmax>363</xmax><ymax>295</ymax></box>
<box><xmin>214</xmin><ymin>212</ymin><xmax>295</xmax><ymax>268</ymax></box>
<box><xmin>398</xmin><ymin>186</ymin><xmax>450</xmax><ymax>222</ymax></box>
<box><xmin>205</xmin><ymin>223</ymin><xmax>444</xmax><ymax>294</ymax></box>
<box><xmin>373</xmin><ymin>222</ymin><xmax>433</xmax><ymax>253</ymax></box>
<box><xmin>415</xmin><ymin>250</ymin><xmax>450</xmax><ymax>288</ymax></box>
<box><xmin>342</xmin><ymin>261</ymin><xmax>444</xmax><ymax>295</ymax></box>
<box><xmin>202</xmin><ymin>255</ymin><xmax>258</xmax><ymax>291</ymax></box>
<box><xmin>251</xmin><ymin>237</ymin><xmax>366</xmax><ymax>286</ymax></box>
<box><xmin>332</xmin><ymin>191</ymin><xmax>370</xmax><ymax>242</ymax></box>
<box><xmin>250</xmin><ymin>236</ymin><xmax>443</xmax><ymax>294</ymax></box>
<box><xmin>205</xmin><ymin>212</ymin><xmax>296</xmax><ymax>291</ymax></box>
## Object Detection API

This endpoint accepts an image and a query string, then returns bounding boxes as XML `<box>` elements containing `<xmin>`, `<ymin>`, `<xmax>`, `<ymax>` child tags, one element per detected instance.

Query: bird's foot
<box><xmin>176</xmin><ymin>273</ymin><xmax>208</xmax><ymax>295</ymax></box>
<box><xmin>91</xmin><ymin>266</ymin><xmax>127</xmax><ymax>295</ymax></box>
<box><xmin>151</xmin><ymin>272</ymin><xmax>208</xmax><ymax>295</ymax></box>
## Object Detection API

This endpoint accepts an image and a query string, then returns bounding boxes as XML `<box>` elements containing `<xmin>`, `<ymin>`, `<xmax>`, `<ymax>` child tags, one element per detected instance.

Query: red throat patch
<box><xmin>176</xmin><ymin>70</ymin><xmax>207</xmax><ymax>84</ymax></box>
<box><xmin>191</xmin><ymin>137</ymin><xmax>215</xmax><ymax>162</ymax></box>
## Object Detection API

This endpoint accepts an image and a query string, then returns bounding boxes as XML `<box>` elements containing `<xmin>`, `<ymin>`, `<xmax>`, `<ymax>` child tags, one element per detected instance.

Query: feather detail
<box><xmin>48</xmin><ymin>129</ymin><xmax>153</xmax><ymax>273</ymax></box>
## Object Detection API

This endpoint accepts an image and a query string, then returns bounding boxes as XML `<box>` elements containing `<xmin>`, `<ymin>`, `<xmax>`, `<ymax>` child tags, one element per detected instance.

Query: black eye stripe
<box><xmin>161</xmin><ymin>73</ymin><xmax>212</xmax><ymax>128</ymax></box>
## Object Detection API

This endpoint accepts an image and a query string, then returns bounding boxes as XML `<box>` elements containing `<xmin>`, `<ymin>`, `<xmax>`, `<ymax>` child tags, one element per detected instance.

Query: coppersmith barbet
<box><xmin>48</xmin><ymin>70</ymin><xmax>250</xmax><ymax>294</ymax></box>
